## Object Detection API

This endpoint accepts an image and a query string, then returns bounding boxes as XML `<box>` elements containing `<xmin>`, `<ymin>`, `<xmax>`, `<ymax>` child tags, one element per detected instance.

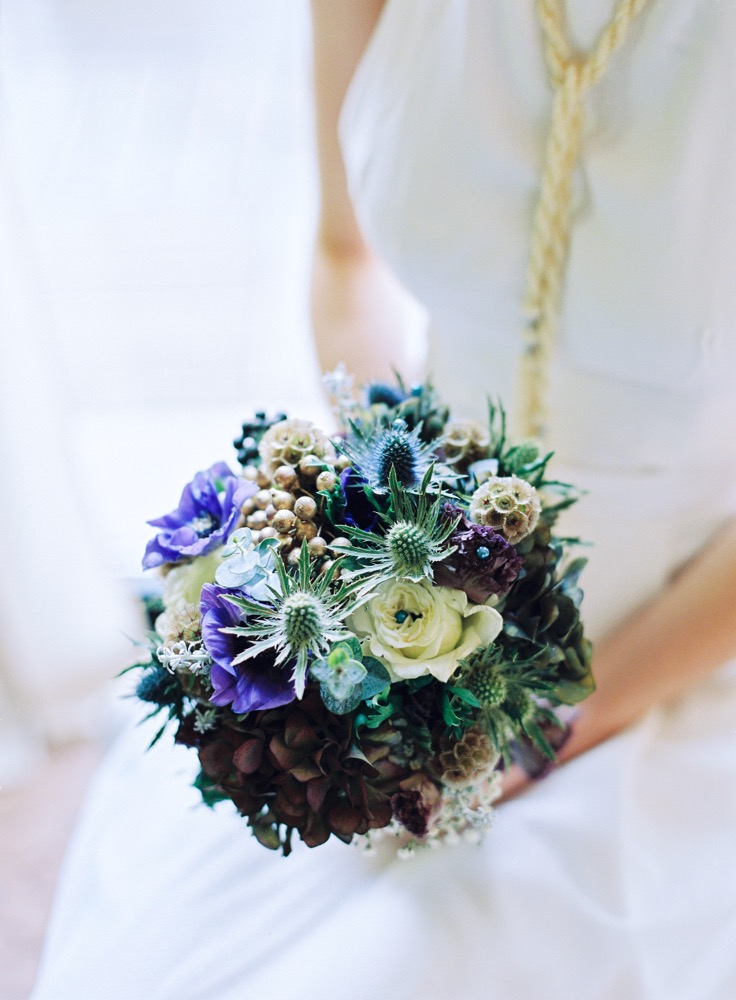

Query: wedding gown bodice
<box><xmin>339</xmin><ymin>0</ymin><xmax>736</xmax><ymax>640</ymax></box>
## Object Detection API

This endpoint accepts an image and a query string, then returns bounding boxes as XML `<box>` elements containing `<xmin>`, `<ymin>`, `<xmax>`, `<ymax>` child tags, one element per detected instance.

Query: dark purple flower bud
<box><xmin>338</xmin><ymin>466</ymin><xmax>380</xmax><ymax>532</ymax></box>
<box><xmin>391</xmin><ymin>774</ymin><xmax>441</xmax><ymax>839</ymax></box>
<box><xmin>434</xmin><ymin>504</ymin><xmax>522</xmax><ymax>603</ymax></box>
<box><xmin>200</xmin><ymin>584</ymin><xmax>296</xmax><ymax>713</ymax></box>
<box><xmin>142</xmin><ymin>462</ymin><xmax>256</xmax><ymax>570</ymax></box>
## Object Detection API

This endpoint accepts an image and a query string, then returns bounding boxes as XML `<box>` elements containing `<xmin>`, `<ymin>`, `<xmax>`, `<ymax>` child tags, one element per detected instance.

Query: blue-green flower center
<box><xmin>476</xmin><ymin>545</ymin><xmax>490</xmax><ymax>560</ymax></box>
<box><xmin>394</xmin><ymin>609</ymin><xmax>421</xmax><ymax>625</ymax></box>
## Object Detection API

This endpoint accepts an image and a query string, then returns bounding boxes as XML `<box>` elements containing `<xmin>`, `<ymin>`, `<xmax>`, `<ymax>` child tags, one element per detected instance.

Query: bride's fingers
<box><xmin>497</xmin><ymin>764</ymin><xmax>532</xmax><ymax>803</ymax></box>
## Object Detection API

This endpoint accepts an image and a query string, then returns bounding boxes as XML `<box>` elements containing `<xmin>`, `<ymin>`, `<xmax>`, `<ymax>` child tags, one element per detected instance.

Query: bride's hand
<box><xmin>497</xmin><ymin>763</ymin><xmax>533</xmax><ymax>803</ymax></box>
<box><xmin>497</xmin><ymin>517</ymin><xmax>736</xmax><ymax>804</ymax></box>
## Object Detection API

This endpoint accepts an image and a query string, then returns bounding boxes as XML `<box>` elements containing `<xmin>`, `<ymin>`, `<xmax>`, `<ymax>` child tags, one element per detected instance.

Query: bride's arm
<box><xmin>310</xmin><ymin>3</ymin><xmax>736</xmax><ymax>792</ymax></box>
<box><xmin>310</xmin><ymin>0</ymin><xmax>424</xmax><ymax>383</ymax></box>
<box><xmin>502</xmin><ymin>516</ymin><xmax>736</xmax><ymax>797</ymax></box>
<box><xmin>563</xmin><ymin>516</ymin><xmax>736</xmax><ymax>755</ymax></box>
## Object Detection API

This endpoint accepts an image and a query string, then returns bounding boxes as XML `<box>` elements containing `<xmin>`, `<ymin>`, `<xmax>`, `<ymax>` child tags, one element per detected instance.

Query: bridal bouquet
<box><xmin>130</xmin><ymin>372</ymin><xmax>593</xmax><ymax>856</ymax></box>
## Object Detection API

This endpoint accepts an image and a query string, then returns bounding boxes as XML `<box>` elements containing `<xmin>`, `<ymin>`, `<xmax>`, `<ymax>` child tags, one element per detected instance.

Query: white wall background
<box><xmin>0</xmin><ymin>0</ymin><xmax>325</xmax><ymax>779</ymax></box>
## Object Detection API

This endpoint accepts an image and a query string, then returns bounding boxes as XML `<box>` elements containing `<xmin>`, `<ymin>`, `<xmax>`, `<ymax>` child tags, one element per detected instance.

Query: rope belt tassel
<box><xmin>517</xmin><ymin>0</ymin><xmax>652</xmax><ymax>440</ymax></box>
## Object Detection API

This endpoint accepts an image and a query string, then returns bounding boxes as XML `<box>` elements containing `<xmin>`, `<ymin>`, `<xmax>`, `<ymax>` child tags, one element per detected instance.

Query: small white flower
<box><xmin>193</xmin><ymin>707</ymin><xmax>219</xmax><ymax>733</ymax></box>
<box><xmin>156</xmin><ymin>641</ymin><xmax>211</xmax><ymax>674</ymax></box>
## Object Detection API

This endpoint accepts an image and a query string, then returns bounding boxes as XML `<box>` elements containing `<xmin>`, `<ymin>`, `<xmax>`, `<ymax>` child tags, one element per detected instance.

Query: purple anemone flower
<box><xmin>435</xmin><ymin>505</ymin><xmax>522</xmax><ymax>603</ymax></box>
<box><xmin>142</xmin><ymin>462</ymin><xmax>256</xmax><ymax>570</ymax></box>
<box><xmin>200</xmin><ymin>584</ymin><xmax>296</xmax><ymax>713</ymax></box>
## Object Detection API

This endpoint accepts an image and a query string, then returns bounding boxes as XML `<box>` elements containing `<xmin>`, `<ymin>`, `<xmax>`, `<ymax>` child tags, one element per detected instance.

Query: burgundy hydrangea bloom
<box><xmin>142</xmin><ymin>462</ymin><xmax>255</xmax><ymax>569</ymax></box>
<box><xmin>434</xmin><ymin>505</ymin><xmax>522</xmax><ymax>603</ymax></box>
<box><xmin>200</xmin><ymin>584</ymin><xmax>296</xmax><ymax>713</ymax></box>
<box><xmin>178</xmin><ymin>689</ymin><xmax>410</xmax><ymax>854</ymax></box>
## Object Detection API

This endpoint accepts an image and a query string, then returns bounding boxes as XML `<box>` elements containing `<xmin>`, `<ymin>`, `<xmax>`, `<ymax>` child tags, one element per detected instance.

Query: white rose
<box><xmin>348</xmin><ymin>579</ymin><xmax>503</xmax><ymax>683</ymax></box>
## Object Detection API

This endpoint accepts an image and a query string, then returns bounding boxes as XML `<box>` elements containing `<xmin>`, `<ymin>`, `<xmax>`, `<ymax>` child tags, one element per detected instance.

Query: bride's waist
<box><xmin>554</xmin><ymin>460</ymin><xmax>734</xmax><ymax>564</ymax></box>
<box><xmin>550</xmin><ymin>462</ymin><xmax>734</xmax><ymax>642</ymax></box>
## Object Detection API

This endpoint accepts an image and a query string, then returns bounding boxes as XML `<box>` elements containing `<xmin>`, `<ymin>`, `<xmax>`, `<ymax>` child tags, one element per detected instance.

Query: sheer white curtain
<box><xmin>0</xmin><ymin>0</ymin><xmax>324</xmax><ymax>783</ymax></box>
<box><xmin>0</xmin><ymin>135</ymin><xmax>139</xmax><ymax>784</ymax></box>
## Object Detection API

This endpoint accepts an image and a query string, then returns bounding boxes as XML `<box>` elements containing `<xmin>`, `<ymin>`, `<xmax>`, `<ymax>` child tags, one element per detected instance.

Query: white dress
<box><xmin>33</xmin><ymin>3</ymin><xmax>736</xmax><ymax>998</ymax></box>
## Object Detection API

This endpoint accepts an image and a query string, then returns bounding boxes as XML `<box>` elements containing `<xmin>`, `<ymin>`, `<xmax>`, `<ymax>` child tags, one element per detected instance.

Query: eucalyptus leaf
<box><xmin>337</xmin><ymin>636</ymin><xmax>363</xmax><ymax>661</ymax></box>
<box><xmin>361</xmin><ymin>657</ymin><xmax>391</xmax><ymax>699</ymax></box>
<box><xmin>319</xmin><ymin>684</ymin><xmax>363</xmax><ymax>715</ymax></box>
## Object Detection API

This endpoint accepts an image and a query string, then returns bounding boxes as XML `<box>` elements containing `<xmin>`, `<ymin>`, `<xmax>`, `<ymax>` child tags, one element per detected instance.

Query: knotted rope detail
<box><xmin>517</xmin><ymin>0</ymin><xmax>652</xmax><ymax>439</ymax></box>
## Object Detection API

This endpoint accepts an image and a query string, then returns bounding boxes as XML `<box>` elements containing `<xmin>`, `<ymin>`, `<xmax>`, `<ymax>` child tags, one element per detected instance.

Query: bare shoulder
<box><xmin>310</xmin><ymin>0</ymin><xmax>387</xmax><ymax>254</ymax></box>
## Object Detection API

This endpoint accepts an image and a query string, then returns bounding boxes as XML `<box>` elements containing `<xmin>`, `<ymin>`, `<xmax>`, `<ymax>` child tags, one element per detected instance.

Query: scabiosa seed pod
<box><xmin>158</xmin><ymin>604</ymin><xmax>202</xmax><ymax>645</ymax></box>
<box><xmin>258</xmin><ymin>419</ymin><xmax>336</xmax><ymax>478</ymax></box>
<box><xmin>438</xmin><ymin>728</ymin><xmax>499</xmax><ymax>787</ymax></box>
<box><xmin>469</xmin><ymin>476</ymin><xmax>541</xmax><ymax>544</ymax></box>
<box><xmin>442</xmin><ymin>420</ymin><xmax>491</xmax><ymax>471</ymax></box>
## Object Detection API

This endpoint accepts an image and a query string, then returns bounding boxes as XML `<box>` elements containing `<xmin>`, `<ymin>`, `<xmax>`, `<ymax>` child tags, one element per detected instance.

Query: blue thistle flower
<box><xmin>135</xmin><ymin>665</ymin><xmax>180</xmax><ymax>707</ymax></box>
<box><xmin>366</xmin><ymin>382</ymin><xmax>408</xmax><ymax>408</ymax></box>
<box><xmin>335</xmin><ymin>467</ymin><xmax>459</xmax><ymax>585</ymax></box>
<box><xmin>221</xmin><ymin>542</ymin><xmax>363</xmax><ymax>699</ymax></box>
<box><xmin>340</xmin><ymin>418</ymin><xmax>436</xmax><ymax>491</ymax></box>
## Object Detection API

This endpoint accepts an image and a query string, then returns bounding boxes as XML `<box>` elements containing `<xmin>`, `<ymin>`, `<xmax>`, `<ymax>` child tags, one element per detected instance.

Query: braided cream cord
<box><xmin>517</xmin><ymin>0</ymin><xmax>652</xmax><ymax>439</ymax></box>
